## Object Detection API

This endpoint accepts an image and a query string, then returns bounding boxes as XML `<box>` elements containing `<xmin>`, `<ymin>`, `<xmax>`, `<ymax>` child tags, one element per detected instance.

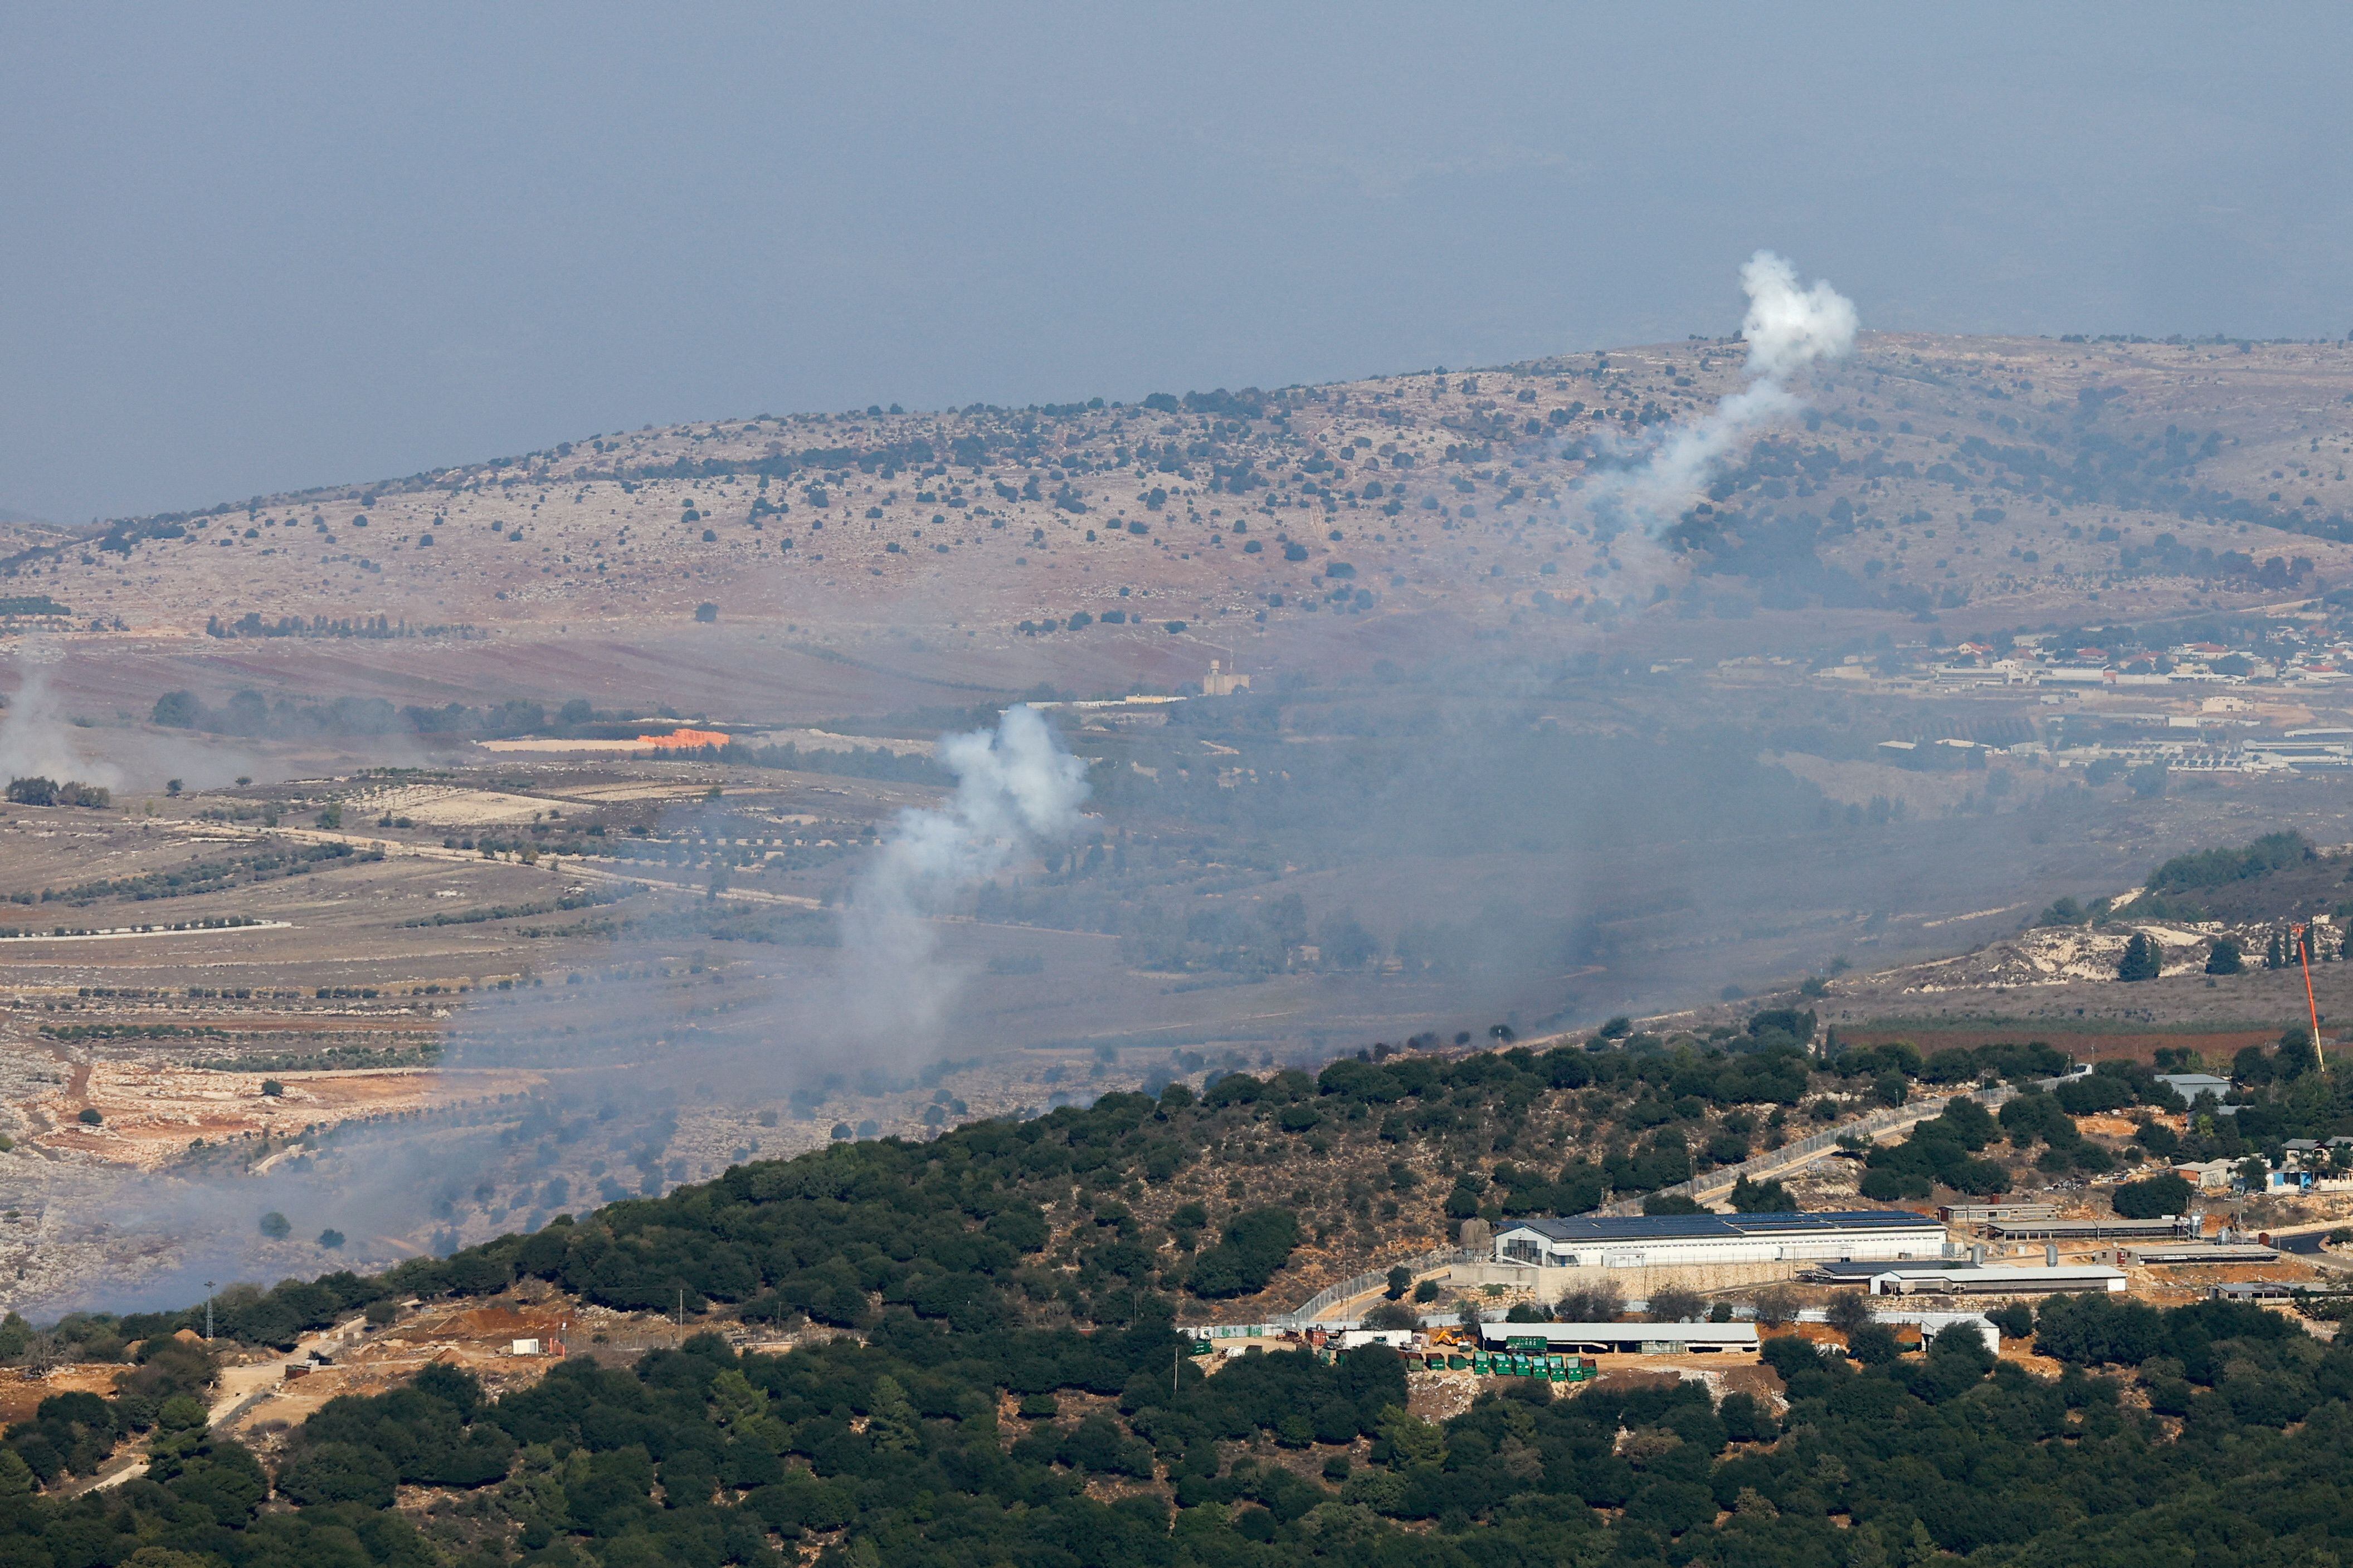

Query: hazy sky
<box><xmin>6</xmin><ymin>4</ymin><xmax>2350</xmax><ymax>525</ymax></box>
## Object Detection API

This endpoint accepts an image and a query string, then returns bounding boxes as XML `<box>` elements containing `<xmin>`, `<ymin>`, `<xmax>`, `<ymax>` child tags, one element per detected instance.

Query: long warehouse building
<box><xmin>1492</xmin><ymin>1209</ymin><xmax>1950</xmax><ymax>1269</ymax></box>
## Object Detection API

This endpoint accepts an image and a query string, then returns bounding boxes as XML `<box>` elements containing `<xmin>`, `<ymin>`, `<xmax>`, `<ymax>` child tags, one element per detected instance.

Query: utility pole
<box><xmin>204</xmin><ymin>1282</ymin><xmax>215</xmax><ymax>1341</ymax></box>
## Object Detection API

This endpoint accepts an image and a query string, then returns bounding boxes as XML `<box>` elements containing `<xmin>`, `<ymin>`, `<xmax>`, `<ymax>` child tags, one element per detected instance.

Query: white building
<box><xmin>1491</xmin><ymin>1210</ymin><xmax>1948</xmax><ymax>1270</ymax></box>
<box><xmin>1867</xmin><ymin>1264</ymin><xmax>2126</xmax><ymax>1297</ymax></box>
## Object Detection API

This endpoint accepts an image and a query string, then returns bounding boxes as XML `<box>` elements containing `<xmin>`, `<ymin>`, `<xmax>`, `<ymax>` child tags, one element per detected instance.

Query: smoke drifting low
<box><xmin>0</xmin><ymin>649</ymin><xmax>120</xmax><ymax>790</ymax></box>
<box><xmin>1583</xmin><ymin>250</ymin><xmax>1858</xmax><ymax>533</ymax></box>
<box><xmin>839</xmin><ymin>704</ymin><xmax>1090</xmax><ymax>1052</ymax></box>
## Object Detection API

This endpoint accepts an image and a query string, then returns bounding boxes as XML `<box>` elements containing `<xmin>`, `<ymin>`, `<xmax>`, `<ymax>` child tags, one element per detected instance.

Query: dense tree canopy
<box><xmin>13</xmin><ymin>1288</ymin><xmax>2353</xmax><ymax>1568</ymax></box>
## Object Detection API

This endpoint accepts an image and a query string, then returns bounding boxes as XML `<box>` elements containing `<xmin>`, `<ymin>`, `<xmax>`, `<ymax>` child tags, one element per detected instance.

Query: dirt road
<box><xmin>82</xmin><ymin>1315</ymin><xmax>369</xmax><ymax>1493</ymax></box>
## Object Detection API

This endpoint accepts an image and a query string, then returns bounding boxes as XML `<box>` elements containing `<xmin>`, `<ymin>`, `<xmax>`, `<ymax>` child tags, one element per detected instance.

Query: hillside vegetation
<box><xmin>18</xmin><ymin>335</ymin><xmax>2353</xmax><ymax>639</ymax></box>
<box><xmin>22</xmin><ymin>1016</ymin><xmax>2353</xmax><ymax>1375</ymax></box>
<box><xmin>9</xmin><ymin>1031</ymin><xmax>2353</xmax><ymax>1565</ymax></box>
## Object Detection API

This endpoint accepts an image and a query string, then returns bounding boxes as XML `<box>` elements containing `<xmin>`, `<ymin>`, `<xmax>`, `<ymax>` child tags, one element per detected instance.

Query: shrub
<box><xmin>1555</xmin><ymin>1282</ymin><xmax>1624</xmax><ymax>1322</ymax></box>
<box><xmin>1647</xmin><ymin>1285</ymin><xmax>1703</xmax><ymax>1323</ymax></box>
<box><xmin>2112</xmin><ymin>1173</ymin><xmax>2193</xmax><ymax>1219</ymax></box>
<box><xmin>1186</xmin><ymin>1207</ymin><xmax>1299</xmax><ymax>1297</ymax></box>
<box><xmin>275</xmin><ymin>1440</ymin><xmax>397</xmax><ymax>1508</ymax></box>
<box><xmin>1729</xmin><ymin>1175</ymin><xmax>1798</xmax><ymax>1212</ymax></box>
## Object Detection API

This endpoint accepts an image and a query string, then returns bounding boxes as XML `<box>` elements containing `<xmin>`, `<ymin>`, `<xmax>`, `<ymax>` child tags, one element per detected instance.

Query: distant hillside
<box><xmin>13</xmin><ymin>335</ymin><xmax>2353</xmax><ymax>643</ymax></box>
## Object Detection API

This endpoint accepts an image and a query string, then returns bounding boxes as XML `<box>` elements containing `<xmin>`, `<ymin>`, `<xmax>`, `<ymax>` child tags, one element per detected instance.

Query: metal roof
<box><xmin>1984</xmin><ymin>1217</ymin><xmax>2185</xmax><ymax>1238</ymax></box>
<box><xmin>1477</xmin><ymin>1321</ymin><xmax>1760</xmax><ymax>1347</ymax></box>
<box><xmin>1811</xmin><ymin>1258</ymin><xmax>1974</xmax><ymax>1279</ymax></box>
<box><xmin>1874</xmin><ymin>1264</ymin><xmax>2126</xmax><ymax>1293</ymax></box>
<box><xmin>1497</xmin><ymin>1209</ymin><xmax>1942</xmax><ymax>1244</ymax></box>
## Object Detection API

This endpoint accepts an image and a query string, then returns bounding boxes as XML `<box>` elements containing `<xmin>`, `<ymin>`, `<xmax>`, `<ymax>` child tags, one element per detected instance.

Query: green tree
<box><xmin>2276</xmin><ymin>1025</ymin><xmax>2320</xmax><ymax>1081</ymax></box>
<box><xmin>1730</xmin><ymin>1175</ymin><xmax>1799</xmax><ymax>1212</ymax></box>
<box><xmin>1317</xmin><ymin>914</ymin><xmax>1380</xmax><ymax>969</ymax></box>
<box><xmin>2113</xmin><ymin>1173</ymin><xmax>2193</xmax><ymax>1218</ymax></box>
<box><xmin>1186</xmin><ymin>1205</ymin><xmax>1302</xmax><ymax>1296</ymax></box>
<box><xmin>2205</xmin><ymin>936</ymin><xmax>2243</xmax><ymax>974</ymax></box>
<box><xmin>2117</xmin><ymin>931</ymin><xmax>2162</xmax><ymax>981</ymax></box>
<box><xmin>1648</xmin><ymin>1285</ymin><xmax>1703</xmax><ymax>1323</ymax></box>
<box><xmin>1825</xmin><ymin>1291</ymin><xmax>1874</xmax><ymax>1333</ymax></box>
<box><xmin>275</xmin><ymin>1440</ymin><xmax>396</xmax><ymax>1507</ymax></box>
<box><xmin>1377</xmin><ymin>1405</ymin><xmax>1445</xmax><ymax>1467</ymax></box>
<box><xmin>865</xmin><ymin>1374</ymin><xmax>921</xmax><ymax>1453</ymax></box>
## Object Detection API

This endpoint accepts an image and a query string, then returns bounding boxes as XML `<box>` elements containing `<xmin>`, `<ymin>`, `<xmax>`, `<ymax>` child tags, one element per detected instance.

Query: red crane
<box><xmin>2291</xmin><ymin>922</ymin><xmax>2323</xmax><ymax>1052</ymax></box>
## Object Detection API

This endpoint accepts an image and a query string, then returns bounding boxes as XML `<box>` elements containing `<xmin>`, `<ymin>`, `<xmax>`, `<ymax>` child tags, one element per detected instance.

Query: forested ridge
<box><xmin>10</xmin><ymin>1266</ymin><xmax>2353</xmax><ymax>1567</ymax></box>
<box><xmin>14</xmin><ymin>1030</ymin><xmax>2353</xmax><ymax>1565</ymax></box>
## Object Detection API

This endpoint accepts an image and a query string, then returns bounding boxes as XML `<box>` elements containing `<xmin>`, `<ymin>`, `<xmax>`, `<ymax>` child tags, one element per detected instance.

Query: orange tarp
<box><xmin>637</xmin><ymin>727</ymin><xmax>732</xmax><ymax>751</ymax></box>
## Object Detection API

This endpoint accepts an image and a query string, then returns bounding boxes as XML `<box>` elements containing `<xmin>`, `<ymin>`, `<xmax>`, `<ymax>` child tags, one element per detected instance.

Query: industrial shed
<box><xmin>1867</xmin><ymin>1264</ymin><xmax>2126</xmax><ymax>1296</ymax></box>
<box><xmin>1982</xmin><ymin>1217</ymin><xmax>2190</xmax><ymax>1243</ymax></box>
<box><xmin>1492</xmin><ymin>1209</ymin><xmax>1949</xmax><ymax>1270</ymax></box>
<box><xmin>1477</xmin><ymin>1321</ymin><xmax>1760</xmax><ymax>1356</ymax></box>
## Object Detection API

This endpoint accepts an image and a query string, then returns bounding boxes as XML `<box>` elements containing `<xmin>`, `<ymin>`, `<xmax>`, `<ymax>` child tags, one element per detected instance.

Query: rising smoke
<box><xmin>1582</xmin><ymin>250</ymin><xmax>1858</xmax><ymax>533</ymax></box>
<box><xmin>837</xmin><ymin>703</ymin><xmax>1090</xmax><ymax>1051</ymax></box>
<box><xmin>0</xmin><ymin>646</ymin><xmax>119</xmax><ymax>790</ymax></box>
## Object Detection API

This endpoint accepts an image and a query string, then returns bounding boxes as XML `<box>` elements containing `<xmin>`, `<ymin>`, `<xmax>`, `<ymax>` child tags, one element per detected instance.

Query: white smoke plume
<box><xmin>839</xmin><ymin>704</ymin><xmax>1089</xmax><ymax>1049</ymax></box>
<box><xmin>1581</xmin><ymin>250</ymin><xmax>1858</xmax><ymax>532</ymax></box>
<box><xmin>0</xmin><ymin>647</ymin><xmax>120</xmax><ymax>790</ymax></box>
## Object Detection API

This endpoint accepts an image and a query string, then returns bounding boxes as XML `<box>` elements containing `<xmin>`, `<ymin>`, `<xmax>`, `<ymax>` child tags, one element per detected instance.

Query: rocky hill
<box><xmin>14</xmin><ymin>334</ymin><xmax>2353</xmax><ymax>656</ymax></box>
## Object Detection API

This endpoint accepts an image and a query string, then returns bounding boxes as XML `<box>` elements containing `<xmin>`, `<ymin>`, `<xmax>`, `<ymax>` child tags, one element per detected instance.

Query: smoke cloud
<box><xmin>1736</xmin><ymin>250</ymin><xmax>1860</xmax><ymax>382</ymax></box>
<box><xmin>0</xmin><ymin>647</ymin><xmax>120</xmax><ymax>789</ymax></box>
<box><xmin>839</xmin><ymin>704</ymin><xmax>1090</xmax><ymax>1048</ymax></box>
<box><xmin>1582</xmin><ymin>249</ymin><xmax>1857</xmax><ymax>533</ymax></box>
